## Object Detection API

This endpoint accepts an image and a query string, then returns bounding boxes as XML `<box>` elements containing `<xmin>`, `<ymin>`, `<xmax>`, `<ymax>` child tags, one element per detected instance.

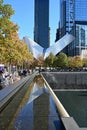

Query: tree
<box><xmin>82</xmin><ymin>58</ymin><xmax>87</xmax><ymax>67</ymax></box>
<box><xmin>19</xmin><ymin>40</ymin><xmax>33</xmax><ymax>69</ymax></box>
<box><xmin>68</xmin><ymin>56</ymin><xmax>83</xmax><ymax>68</ymax></box>
<box><xmin>0</xmin><ymin>0</ymin><xmax>14</xmax><ymax>19</ymax></box>
<box><xmin>0</xmin><ymin>1</ymin><xmax>18</xmax><ymax>64</ymax></box>
<box><xmin>44</xmin><ymin>52</ymin><xmax>56</xmax><ymax>67</ymax></box>
<box><xmin>0</xmin><ymin>0</ymin><xmax>16</xmax><ymax>41</ymax></box>
<box><xmin>57</xmin><ymin>52</ymin><xmax>68</xmax><ymax>68</ymax></box>
<box><xmin>0</xmin><ymin>1</ymin><xmax>33</xmax><ymax>70</ymax></box>
<box><xmin>37</xmin><ymin>55</ymin><xmax>44</xmax><ymax>67</ymax></box>
<box><xmin>52</xmin><ymin>56</ymin><xmax>58</xmax><ymax>67</ymax></box>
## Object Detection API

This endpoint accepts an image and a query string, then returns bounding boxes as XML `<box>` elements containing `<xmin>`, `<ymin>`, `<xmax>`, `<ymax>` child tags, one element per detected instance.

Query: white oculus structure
<box><xmin>24</xmin><ymin>33</ymin><xmax>75</xmax><ymax>59</ymax></box>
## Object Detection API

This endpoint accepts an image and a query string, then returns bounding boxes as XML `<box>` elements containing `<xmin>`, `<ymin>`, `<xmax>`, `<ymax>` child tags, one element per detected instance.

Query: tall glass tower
<box><xmin>34</xmin><ymin>0</ymin><xmax>50</xmax><ymax>49</ymax></box>
<box><xmin>75</xmin><ymin>0</ymin><xmax>87</xmax><ymax>56</ymax></box>
<box><xmin>58</xmin><ymin>0</ymin><xmax>87</xmax><ymax>56</ymax></box>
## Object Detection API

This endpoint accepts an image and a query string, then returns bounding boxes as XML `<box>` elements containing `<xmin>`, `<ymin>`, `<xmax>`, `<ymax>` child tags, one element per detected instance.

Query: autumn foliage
<box><xmin>0</xmin><ymin>0</ymin><xmax>33</xmax><ymax>68</ymax></box>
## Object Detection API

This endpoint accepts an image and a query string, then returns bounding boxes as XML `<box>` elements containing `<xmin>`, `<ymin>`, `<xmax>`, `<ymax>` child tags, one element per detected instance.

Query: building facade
<box><xmin>75</xmin><ymin>0</ymin><xmax>87</xmax><ymax>56</ymax></box>
<box><xmin>56</xmin><ymin>0</ymin><xmax>87</xmax><ymax>56</ymax></box>
<box><xmin>34</xmin><ymin>0</ymin><xmax>50</xmax><ymax>49</ymax></box>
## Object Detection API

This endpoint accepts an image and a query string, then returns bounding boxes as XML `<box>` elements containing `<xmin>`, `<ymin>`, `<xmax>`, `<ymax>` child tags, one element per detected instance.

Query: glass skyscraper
<box><xmin>75</xmin><ymin>0</ymin><xmax>87</xmax><ymax>22</ymax></box>
<box><xmin>59</xmin><ymin>0</ymin><xmax>87</xmax><ymax>56</ymax></box>
<box><xmin>75</xmin><ymin>0</ymin><xmax>87</xmax><ymax>55</ymax></box>
<box><xmin>34</xmin><ymin>0</ymin><xmax>50</xmax><ymax>49</ymax></box>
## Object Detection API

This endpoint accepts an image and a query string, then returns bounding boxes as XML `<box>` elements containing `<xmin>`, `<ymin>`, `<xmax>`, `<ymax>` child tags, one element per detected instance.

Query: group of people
<box><xmin>0</xmin><ymin>68</ymin><xmax>32</xmax><ymax>90</ymax></box>
<box><xmin>0</xmin><ymin>69</ymin><xmax>20</xmax><ymax>90</ymax></box>
<box><xmin>18</xmin><ymin>69</ymin><xmax>31</xmax><ymax>77</ymax></box>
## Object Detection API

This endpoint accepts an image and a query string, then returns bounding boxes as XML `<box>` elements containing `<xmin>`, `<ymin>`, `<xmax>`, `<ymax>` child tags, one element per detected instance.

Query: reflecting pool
<box><xmin>54</xmin><ymin>90</ymin><xmax>87</xmax><ymax>127</ymax></box>
<box><xmin>0</xmin><ymin>75</ymin><xmax>64</xmax><ymax>130</ymax></box>
<box><xmin>14</xmin><ymin>75</ymin><xmax>63</xmax><ymax>130</ymax></box>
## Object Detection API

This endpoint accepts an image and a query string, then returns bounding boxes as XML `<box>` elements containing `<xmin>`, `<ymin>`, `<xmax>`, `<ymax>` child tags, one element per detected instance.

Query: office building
<box><xmin>56</xmin><ymin>0</ymin><xmax>87</xmax><ymax>56</ymax></box>
<box><xmin>34</xmin><ymin>0</ymin><xmax>50</xmax><ymax>49</ymax></box>
<box><xmin>24</xmin><ymin>0</ymin><xmax>74</xmax><ymax>59</ymax></box>
<box><xmin>75</xmin><ymin>0</ymin><xmax>87</xmax><ymax>56</ymax></box>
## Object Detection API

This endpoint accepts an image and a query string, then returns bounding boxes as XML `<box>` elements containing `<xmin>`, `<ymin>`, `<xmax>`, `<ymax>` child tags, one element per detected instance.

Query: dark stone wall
<box><xmin>42</xmin><ymin>72</ymin><xmax>87</xmax><ymax>89</ymax></box>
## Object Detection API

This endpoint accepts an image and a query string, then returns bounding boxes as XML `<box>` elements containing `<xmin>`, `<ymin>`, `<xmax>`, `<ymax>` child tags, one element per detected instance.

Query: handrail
<box><xmin>41</xmin><ymin>74</ymin><xmax>70</xmax><ymax>117</ymax></box>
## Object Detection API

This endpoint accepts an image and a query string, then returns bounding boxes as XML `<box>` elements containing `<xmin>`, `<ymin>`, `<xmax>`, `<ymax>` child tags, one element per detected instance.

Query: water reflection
<box><xmin>34</xmin><ymin>93</ymin><xmax>49</xmax><ymax>130</ymax></box>
<box><xmin>27</xmin><ymin>75</ymin><xmax>48</xmax><ymax>104</ymax></box>
<box><xmin>14</xmin><ymin>75</ymin><xmax>62</xmax><ymax>130</ymax></box>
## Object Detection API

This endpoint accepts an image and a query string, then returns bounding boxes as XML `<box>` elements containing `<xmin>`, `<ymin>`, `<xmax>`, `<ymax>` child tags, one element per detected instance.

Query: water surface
<box><xmin>0</xmin><ymin>75</ymin><xmax>64</xmax><ymax>130</ymax></box>
<box><xmin>54</xmin><ymin>90</ymin><xmax>87</xmax><ymax>127</ymax></box>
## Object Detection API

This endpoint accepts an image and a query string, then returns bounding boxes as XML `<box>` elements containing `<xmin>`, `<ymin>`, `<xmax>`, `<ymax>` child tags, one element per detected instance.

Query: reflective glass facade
<box><xmin>59</xmin><ymin>0</ymin><xmax>87</xmax><ymax>56</ymax></box>
<box><xmin>75</xmin><ymin>24</ymin><xmax>87</xmax><ymax>55</ymax></box>
<box><xmin>75</xmin><ymin>0</ymin><xmax>87</xmax><ymax>55</ymax></box>
<box><xmin>75</xmin><ymin>0</ymin><xmax>87</xmax><ymax>21</ymax></box>
<box><xmin>34</xmin><ymin>0</ymin><xmax>50</xmax><ymax>49</ymax></box>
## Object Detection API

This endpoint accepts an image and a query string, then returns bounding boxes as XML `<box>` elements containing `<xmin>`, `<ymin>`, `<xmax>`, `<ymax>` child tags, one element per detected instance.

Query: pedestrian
<box><xmin>9</xmin><ymin>75</ymin><xmax>13</xmax><ymax>84</ymax></box>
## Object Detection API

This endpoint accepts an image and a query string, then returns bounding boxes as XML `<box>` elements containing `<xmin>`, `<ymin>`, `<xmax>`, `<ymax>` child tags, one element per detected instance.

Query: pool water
<box><xmin>0</xmin><ymin>75</ymin><xmax>64</xmax><ymax>130</ymax></box>
<box><xmin>54</xmin><ymin>90</ymin><xmax>87</xmax><ymax>127</ymax></box>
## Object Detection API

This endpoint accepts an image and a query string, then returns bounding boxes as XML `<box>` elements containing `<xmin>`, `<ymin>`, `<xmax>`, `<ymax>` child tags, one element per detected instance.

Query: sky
<box><xmin>4</xmin><ymin>0</ymin><xmax>60</xmax><ymax>45</ymax></box>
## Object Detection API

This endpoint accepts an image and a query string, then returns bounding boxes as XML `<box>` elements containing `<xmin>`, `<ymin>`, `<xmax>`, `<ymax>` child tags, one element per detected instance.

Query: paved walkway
<box><xmin>0</xmin><ymin>72</ymin><xmax>37</xmax><ymax>110</ymax></box>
